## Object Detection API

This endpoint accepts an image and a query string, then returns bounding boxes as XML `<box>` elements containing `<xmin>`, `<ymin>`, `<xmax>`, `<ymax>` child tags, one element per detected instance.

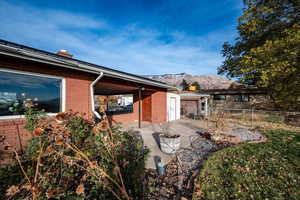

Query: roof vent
<box><xmin>57</xmin><ymin>49</ymin><xmax>73</xmax><ymax>58</ymax></box>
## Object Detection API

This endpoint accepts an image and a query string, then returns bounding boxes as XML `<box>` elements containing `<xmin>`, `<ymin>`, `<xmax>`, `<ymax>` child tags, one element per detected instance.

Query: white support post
<box><xmin>205</xmin><ymin>97</ymin><xmax>208</xmax><ymax>117</ymax></box>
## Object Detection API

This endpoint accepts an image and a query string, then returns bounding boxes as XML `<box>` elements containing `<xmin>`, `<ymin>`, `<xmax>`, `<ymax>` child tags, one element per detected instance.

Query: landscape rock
<box><xmin>144</xmin><ymin>122</ymin><xmax>265</xmax><ymax>199</ymax></box>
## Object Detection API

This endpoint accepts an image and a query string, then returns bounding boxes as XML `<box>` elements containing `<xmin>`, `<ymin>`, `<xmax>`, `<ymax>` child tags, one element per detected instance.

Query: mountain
<box><xmin>144</xmin><ymin>73</ymin><xmax>235</xmax><ymax>90</ymax></box>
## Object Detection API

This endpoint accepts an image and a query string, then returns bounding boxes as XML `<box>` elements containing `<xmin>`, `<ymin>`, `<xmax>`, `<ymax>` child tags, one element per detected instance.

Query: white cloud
<box><xmin>0</xmin><ymin>0</ymin><xmax>235</xmax><ymax>75</ymax></box>
<box><xmin>45</xmin><ymin>10</ymin><xmax>105</xmax><ymax>28</ymax></box>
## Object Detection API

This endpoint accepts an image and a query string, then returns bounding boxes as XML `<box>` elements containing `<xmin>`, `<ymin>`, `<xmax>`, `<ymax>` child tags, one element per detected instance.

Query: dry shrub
<box><xmin>3</xmin><ymin>110</ymin><xmax>149</xmax><ymax>200</ymax></box>
<box><xmin>210</xmin><ymin>109</ymin><xmax>229</xmax><ymax>132</ymax></box>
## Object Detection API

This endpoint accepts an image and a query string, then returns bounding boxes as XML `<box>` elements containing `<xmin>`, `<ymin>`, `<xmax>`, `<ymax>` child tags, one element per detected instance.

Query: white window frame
<box><xmin>0</xmin><ymin>67</ymin><xmax>66</xmax><ymax>120</ymax></box>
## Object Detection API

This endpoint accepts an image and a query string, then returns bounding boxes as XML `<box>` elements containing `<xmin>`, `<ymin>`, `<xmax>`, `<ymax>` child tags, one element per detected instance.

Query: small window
<box><xmin>0</xmin><ymin>69</ymin><xmax>63</xmax><ymax>117</ymax></box>
<box><xmin>234</xmin><ymin>94</ymin><xmax>249</xmax><ymax>102</ymax></box>
<box><xmin>201</xmin><ymin>102</ymin><xmax>205</xmax><ymax>111</ymax></box>
<box><xmin>213</xmin><ymin>94</ymin><xmax>226</xmax><ymax>101</ymax></box>
<box><xmin>95</xmin><ymin>94</ymin><xmax>134</xmax><ymax>115</ymax></box>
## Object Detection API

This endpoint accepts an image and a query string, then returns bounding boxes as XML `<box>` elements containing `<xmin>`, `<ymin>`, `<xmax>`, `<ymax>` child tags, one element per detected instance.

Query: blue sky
<box><xmin>0</xmin><ymin>0</ymin><xmax>242</xmax><ymax>75</ymax></box>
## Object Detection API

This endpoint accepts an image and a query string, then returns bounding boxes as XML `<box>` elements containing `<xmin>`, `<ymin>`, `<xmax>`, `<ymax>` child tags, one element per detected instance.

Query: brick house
<box><xmin>179</xmin><ymin>85</ymin><xmax>268</xmax><ymax>119</ymax></box>
<box><xmin>201</xmin><ymin>85</ymin><xmax>269</xmax><ymax>110</ymax></box>
<box><xmin>0</xmin><ymin>39</ymin><xmax>177</xmax><ymax>155</ymax></box>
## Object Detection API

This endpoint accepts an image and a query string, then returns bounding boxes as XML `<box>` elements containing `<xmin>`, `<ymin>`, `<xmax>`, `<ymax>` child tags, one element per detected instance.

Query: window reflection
<box><xmin>95</xmin><ymin>94</ymin><xmax>134</xmax><ymax>115</ymax></box>
<box><xmin>0</xmin><ymin>70</ymin><xmax>62</xmax><ymax>116</ymax></box>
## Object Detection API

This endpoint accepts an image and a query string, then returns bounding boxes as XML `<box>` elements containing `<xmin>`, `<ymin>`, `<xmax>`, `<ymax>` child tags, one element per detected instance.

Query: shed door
<box><xmin>169</xmin><ymin>97</ymin><xmax>176</xmax><ymax>121</ymax></box>
<box><xmin>142</xmin><ymin>95</ymin><xmax>152</xmax><ymax>121</ymax></box>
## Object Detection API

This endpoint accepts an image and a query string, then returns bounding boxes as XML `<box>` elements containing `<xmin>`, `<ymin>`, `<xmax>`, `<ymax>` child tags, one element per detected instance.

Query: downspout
<box><xmin>90</xmin><ymin>72</ymin><xmax>104</xmax><ymax>119</ymax></box>
<box><xmin>138</xmin><ymin>88</ymin><xmax>142</xmax><ymax>128</ymax></box>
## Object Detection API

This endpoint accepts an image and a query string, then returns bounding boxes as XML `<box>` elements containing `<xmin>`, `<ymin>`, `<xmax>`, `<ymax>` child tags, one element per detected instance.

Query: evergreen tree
<box><xmin>180</xmin><ymin>79</ymin><xmax>189</xmax><ymax>90</ymax></box>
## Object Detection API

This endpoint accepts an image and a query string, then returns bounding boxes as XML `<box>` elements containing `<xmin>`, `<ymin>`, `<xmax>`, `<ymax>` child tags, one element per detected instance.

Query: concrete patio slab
<box><xmin>122</xmin><ymin>119</ymin><xmax>210</xmax><ymax>169</ymax></box>
<box><xmin>122</xmin><ymin>119</ymin><xmax>264</xmax><ymax>169</ymax></box>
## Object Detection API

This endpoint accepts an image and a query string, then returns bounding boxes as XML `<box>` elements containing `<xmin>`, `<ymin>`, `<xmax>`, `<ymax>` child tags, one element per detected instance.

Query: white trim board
<box><xmin>0</xmin><ymin>113</ymin><xmax>57</xmax><ymax>120</ymax></box>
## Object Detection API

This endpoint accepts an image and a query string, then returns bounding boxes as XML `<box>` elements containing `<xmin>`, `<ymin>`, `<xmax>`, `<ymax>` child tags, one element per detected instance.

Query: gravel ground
<box><xmin>141</xmin><ymin>119</ymin><xmax>265</xmax><ymax>200</ymax></box>
<box><xmin>230</xmin><ymin>124</ymin><xmax>263</xmax><ymax>141</ymax></box>
<box><xmin>144</xmin><ymin>137</ymin><xmax>228</xmax><ymax>200</ymax></box>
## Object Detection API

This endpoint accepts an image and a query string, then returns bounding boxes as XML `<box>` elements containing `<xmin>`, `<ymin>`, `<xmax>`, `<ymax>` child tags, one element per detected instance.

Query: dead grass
<box><xmin>227</xmin><ymin>118</ymin><xmax>300</xmax><ymax>132</ymax></box>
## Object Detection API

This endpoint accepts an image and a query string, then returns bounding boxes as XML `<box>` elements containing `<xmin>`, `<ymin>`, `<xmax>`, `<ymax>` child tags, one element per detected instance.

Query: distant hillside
<box><xmin>144</xmin><ymin>73</ymin><xmax>235</xmax><ymax>89</ymax></box>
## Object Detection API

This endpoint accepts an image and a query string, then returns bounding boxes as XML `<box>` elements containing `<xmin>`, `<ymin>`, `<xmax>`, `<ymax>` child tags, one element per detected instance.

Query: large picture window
<box><xmin>0</xmin><ymin>69</ymin><xmax>63</xmax><ymax>117</ymax></box>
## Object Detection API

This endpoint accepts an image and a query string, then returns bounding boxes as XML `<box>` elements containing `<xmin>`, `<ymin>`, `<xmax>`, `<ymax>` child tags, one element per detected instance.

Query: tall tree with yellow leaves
<box><xmin>218</xmin><ymin>0</ymin><xmax>300</xmax><ymax>110</ymax></box>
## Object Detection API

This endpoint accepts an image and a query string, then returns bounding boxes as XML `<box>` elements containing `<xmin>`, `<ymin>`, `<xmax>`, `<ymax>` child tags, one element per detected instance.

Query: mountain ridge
<box><xmin>143</xmin><ymin>73</ymin><xmax>235</xmax><ymax>89</ymax></box>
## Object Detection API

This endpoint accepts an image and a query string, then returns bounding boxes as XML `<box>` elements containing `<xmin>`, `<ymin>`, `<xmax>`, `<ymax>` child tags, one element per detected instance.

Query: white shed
<box><xmin>167</xmin><ymin>92</ymin><xmax>181</xmax><ymax>121</ymax></box>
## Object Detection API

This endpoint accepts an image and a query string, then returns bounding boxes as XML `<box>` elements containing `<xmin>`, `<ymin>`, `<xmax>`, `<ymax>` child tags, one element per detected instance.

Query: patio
<box><xmin>123</xmin><ymin>119</ymin><xmax>264</xmax><ymax>199</ymax></box>
<box><xmin>123</xmin><ymin>119</ymin><xmax>207</xmax><ymax>169</ymax></box>
<box><xmin>122</xmin><ymin>119</ymin><xmax>264</xmax><ymax>169</ymax></box>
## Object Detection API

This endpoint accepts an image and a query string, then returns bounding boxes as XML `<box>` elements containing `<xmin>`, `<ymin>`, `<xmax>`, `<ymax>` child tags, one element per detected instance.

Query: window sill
<box><xmin>107</xmin><ymin>111</ymin><xmax>134</xmax><ymax>115</ymax></box>
<box><xmin>0</xmin><ymin>113</ymin><xmax>57</xmax><ymax>120</ymax></box>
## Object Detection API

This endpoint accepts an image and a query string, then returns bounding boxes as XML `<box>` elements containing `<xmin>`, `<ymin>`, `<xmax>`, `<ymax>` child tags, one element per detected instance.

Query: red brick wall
<box><xmin>65</xmin><ymin>77</ymin><xmax>93</xmax><ymax>114</ymax></box>
<box><xmin>0</xmin><ymin>119</ymin><xmax>30</xmax><ymax>152</ymax></box>
<box><xmin>0</xmin><ymin>119</ymin><xmax>32</xmax><ymax>165</ymax></box>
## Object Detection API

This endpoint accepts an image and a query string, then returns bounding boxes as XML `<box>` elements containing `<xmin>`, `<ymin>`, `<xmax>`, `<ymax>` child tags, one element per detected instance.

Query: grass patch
<box><xmin>263</xmin><ymin>115</ymin><xmax>285</xmax><ymax>123</ymax></box>
<box><xmin>193</xmin><ymin>129</ymin><xmax>300</xmax><ymax>200</ymax></box>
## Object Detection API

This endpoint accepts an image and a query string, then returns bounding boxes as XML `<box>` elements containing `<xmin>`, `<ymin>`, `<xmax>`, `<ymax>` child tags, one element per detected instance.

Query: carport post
<box><xmin>138</xmin><ymin>88</ymin><xmax>142</xmax><ymax>128</ymax></box>
<box><xmin>106</xmin><ymin>95</ymin><xmax>109</xmax><ymax>110</ymax></box>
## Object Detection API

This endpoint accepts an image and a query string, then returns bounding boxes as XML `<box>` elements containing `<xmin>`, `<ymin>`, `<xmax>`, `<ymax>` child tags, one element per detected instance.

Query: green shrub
<box><xmin>9</xmin><ymin>98</ymin><xmax>46</xmax><ymax>132</ymax></box>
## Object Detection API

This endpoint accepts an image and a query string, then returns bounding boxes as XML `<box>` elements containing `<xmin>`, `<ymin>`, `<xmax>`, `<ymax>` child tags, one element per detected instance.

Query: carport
<box><xmin>91</xmin><ymin>74</ymin><xmax>172</xmax><ymax>127</ymax></box>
